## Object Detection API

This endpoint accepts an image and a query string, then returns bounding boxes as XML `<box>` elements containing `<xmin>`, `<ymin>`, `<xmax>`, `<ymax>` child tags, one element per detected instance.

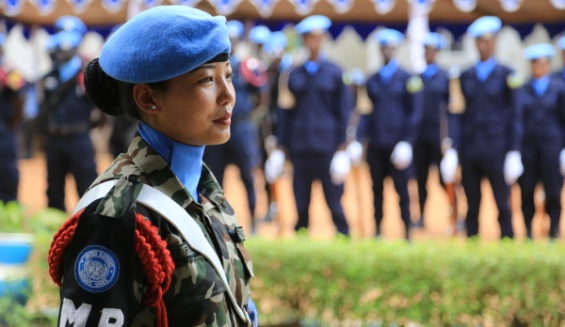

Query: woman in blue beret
<box><xmin>48</xmin><ymin>6</ymin><xmax>256</xmax><ymax>327</ymax></box>
<box><xmin>518</xmin><ymin>43</ymin><xmax>565</xmax><ymax>240</ymax></box>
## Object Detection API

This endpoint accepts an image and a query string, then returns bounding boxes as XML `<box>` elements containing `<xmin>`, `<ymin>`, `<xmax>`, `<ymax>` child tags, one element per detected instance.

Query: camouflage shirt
<box><xmin>56</xmin><ymin>135</ymin><xmax>254</xmax><ymax>327</ymax></box>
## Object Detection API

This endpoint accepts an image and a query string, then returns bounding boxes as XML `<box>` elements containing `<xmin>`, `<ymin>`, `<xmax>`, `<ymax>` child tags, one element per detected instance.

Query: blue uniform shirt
<box><xmin>231</xmin><ymin>56</ymin><xmax>263</xmax><ymax>121</ymax></box>
<box><xmin>450</xmin><ymin>61</ymin><xmax>522</xmax><ymax>157</ymax></box>
<box><xmin>418</xmin><ymin>64</ymin><xmax>449</xmax><ymax>146</ymax></box>
<box><xmin>357</xmin><ymin>64</ymin><xmax>424</xmax><ymax>148</ymax></box>
<box><xmin>280</xmin><ymin>59</ymin><xmax>352</xmax><ymax>154</ymax></box>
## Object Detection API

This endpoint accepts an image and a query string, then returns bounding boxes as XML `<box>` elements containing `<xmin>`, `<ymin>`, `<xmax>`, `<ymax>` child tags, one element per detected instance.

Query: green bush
<box><xmin>246</xmin><ymin>238</ymin><xmax>565</xmax><ymax>326</ymax></box>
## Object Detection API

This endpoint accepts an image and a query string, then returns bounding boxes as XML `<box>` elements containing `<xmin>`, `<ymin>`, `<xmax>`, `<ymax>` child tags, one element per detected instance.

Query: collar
<box><xmin>422</xmin><ymin>63</ymin><xmax>439</xmax><ymax>79</ymax></box>
<box><xmin>380</xmin><ymin>59</ymin><xmax>399</xmax><ymax>82</ymax></box>
<box><xmin>474</xmin><ymin>57</ymin><xmax>497</xmax><ymax>82</ymax></box>
<box><xmin>59</xmin><ymin>56</ymin><xmax>82</xmax><ymax>83</ymax></box>
<box><xmin>138</xmin><ymin>122</ymin><xmax>205</xmax><ymax>202</ymax></box>
<box><xmin>531</xmin><ymin>74</ymin><xmax>551</xmax><ymax>96</ymax></box>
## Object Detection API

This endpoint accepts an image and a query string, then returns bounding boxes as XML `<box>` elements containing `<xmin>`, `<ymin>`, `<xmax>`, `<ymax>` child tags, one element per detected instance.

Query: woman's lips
<box><xmin>214</xmin><ymin>112</ymin><xmax>232</xmax><ymax>126</ymax></box>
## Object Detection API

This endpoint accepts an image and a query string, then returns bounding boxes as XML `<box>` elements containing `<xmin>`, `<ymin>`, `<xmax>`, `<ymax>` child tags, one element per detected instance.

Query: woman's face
<box><xmin>148</xmin><ymin>61</ymin><xmax>235</xmax><ymax>146</ymax></box>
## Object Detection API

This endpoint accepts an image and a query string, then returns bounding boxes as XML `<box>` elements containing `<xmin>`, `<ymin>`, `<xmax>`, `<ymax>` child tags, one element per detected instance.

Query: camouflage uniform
<box><xmin>56</xmin><ymin>135</ymin><xmax>254</xmax><ymax>326</ymax></box>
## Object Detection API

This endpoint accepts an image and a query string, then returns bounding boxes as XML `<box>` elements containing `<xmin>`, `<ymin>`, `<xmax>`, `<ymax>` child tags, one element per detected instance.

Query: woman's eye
<box><xmin>226</xmin><ymin>72</ymin><xmax>234</xmax><ymax>80</ymax></box>
<box><xmin>199</xmin><ymin>76</ymin><xmax>213</xmax><ymax>84</ymax></box>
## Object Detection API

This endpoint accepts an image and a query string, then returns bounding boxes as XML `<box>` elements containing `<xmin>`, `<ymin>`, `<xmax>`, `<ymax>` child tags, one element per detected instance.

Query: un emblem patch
<box><xmin>74</xmin><ymin>245</ymin><xmax>120</xmax><ymax>293</ymax></box>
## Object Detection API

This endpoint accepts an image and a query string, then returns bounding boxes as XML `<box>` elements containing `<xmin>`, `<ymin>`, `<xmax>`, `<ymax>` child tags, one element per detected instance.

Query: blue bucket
<box><xmin>0</xmin><ymin>233</ymin><xmax>34</xmax><ymax>302</ymax></box>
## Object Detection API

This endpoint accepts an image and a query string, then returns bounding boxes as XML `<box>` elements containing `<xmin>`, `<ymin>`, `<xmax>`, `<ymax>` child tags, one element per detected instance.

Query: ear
<box><xmin>133</xmin><ymin>84</ymin><xmax>159</xmax><ymax>115</ymax></box>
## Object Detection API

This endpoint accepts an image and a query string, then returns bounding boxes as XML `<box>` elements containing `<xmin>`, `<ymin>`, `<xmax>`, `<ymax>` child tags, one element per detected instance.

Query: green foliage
<box><xmin>0</xmin><ymin>204</ymin><xmax>66</xmax><ymax>326</ymax></box>
<box><xmin>246</xmin><ymin>238</ymin><xmax>565</xmax><ymax>326</ymax></box>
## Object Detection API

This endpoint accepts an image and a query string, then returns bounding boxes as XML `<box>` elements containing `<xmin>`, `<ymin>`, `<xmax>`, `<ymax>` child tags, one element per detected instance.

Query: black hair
<box><xmin>84</xmin><ymin>58</ymin><xmax>167</xmax><ymax>119</ymax></box>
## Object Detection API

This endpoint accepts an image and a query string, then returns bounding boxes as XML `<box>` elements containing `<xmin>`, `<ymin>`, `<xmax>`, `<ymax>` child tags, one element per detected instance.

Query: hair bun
<box><xmin>84</xmin><ymin>58</ymin><xmax>123</xmax><ymax>116</ymax></box>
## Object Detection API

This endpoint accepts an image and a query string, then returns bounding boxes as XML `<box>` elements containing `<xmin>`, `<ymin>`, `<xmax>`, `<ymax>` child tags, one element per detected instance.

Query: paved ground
<box><xmin>18</xmin><ymin>135</ymin><xmax>557</xmax><ymax>242</ymax></box>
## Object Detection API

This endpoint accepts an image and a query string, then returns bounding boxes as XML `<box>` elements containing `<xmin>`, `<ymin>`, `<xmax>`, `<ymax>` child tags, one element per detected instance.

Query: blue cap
<box><xmin>263</xmin><ymin>31</ymin><xmax>287</xmax><ymax>55</ymax></box>
<box><xmin>45</xmin><ymin>31</ymin><xmax>83</xmax><ymax>52</ymax></box>
<box><xmin>467</xmin><ymin>16</ymin><xmax>502</xmax><ymax>38</ymax></box>
<box><xmin>55</xmin><ymin>16</ymin><xmax>87</xmax><ymax>35</ymax></box>
<box><xmin>423</xmin><ymin>32</ymin><xmax>446</xmax><ymax>49</ymax></box>
<box><xmin>295</xmin><ymin>15</ymin><xmax>331</xmax><ymax>35</ymax></box>
<box><xmin>558</xmin><ymin>35</ymin><xmax>565</xmax><ymax>50</ymax></box>
<box><xmin>227</xmin><ymin>20</ymin><xmax>244</xmax><ymax>39</ymax></box>
<box><xmin>249</xmin><ymin>25</ymin><xmax>271</xmax><ymax>45</ymax></box>
<box><xmin>99</xmin><ymin>6</ymin><xmax>230</xmax><ymax>84</ymax></box>
<box><xmin>375</xmin><ymin>29</ymin><xmax>404</xmax><ymax>47</ymax></box>
<box><xmin>523</xmin><ymin>43</ymin><xmax>556</xmax><ymax>60</ymax></box>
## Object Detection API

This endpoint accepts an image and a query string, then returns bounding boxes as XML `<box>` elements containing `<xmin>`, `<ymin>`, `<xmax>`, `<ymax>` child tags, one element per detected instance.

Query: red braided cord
<box><xmin>134</xmin><ymin>214</ymin><xmax>175</xmax><ymax>327</ymax></box>
<box><xmin>48</xmin><ymin>209</ymin><xmax>84</xmax><ymax>286</ymax></box>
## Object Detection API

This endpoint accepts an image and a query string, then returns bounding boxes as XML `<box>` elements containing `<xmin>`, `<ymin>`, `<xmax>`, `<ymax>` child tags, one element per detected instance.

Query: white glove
<box><xmin>330</xmin><ymin>150</ymin><xmax>351</xmax><ymax>185</ymax></box>
<box><xmin>265</xmin><ymin>149</ymin><xmax>285</xmax><ymax>183</ymax></box>
<box><xmin>560</xmin><ymin>149</ymin><xmax>565</xmax><ymax>177</ymax></box>
<box><xmin>346</xmin><ymin>141</ymin><xmax>364</xmax><ymax>166</ymax></box>
<box><xmin>503</xmin><ymin>151</ymin><xmax>524</xmax><ymax>185</ymax></box>
<box><xmin>390</xmin><ymin>141</ymin><xmax>413</xmax><ymax>171</ymax></box>
<box><xmin>440</xmin><ymin>148</ymin><xmax>458</xmax><ymax>184</ymax></box>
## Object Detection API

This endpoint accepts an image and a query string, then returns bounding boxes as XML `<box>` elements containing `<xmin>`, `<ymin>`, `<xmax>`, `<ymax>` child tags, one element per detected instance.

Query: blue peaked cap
<box><xmin>467</xmin><ymin>16</ymin><xmax>501</xmax><ymax>38</ymax></box>
<box><xmin>524</xmin><ymin>43</ymin><xmax>556</xmax><ymax>60</ymax></box>
<box><xmin>45</xmin><ymin>31</ymin><xmax>83</xmax><ymax>52</ymax></box>
<box><xmin>249</xmin><ymin>25</ymin><xmax>271</xmax><ymax>44</ymax></box>
<box><xmin>423</xmin><ymin>32</ymin><xmax>446</xmax><ymax>49</ymax></box>
<box><xmin>263</xmin><ymin>31</ymin><xmax>287</xmax><ymax>54</ymax></box>
<box><xmin>55</xmin><ymin>15</ymin><xmax>87</xmax><ymax>35</ymax></box>
<box><xmin>376</xmin><ymin>29</ymin><xmax>404</xmax><ymax>47</ymax></box>
<box><xmin>227</xmin><ymin>20</ymin><xmax>244</xmax><ymax>39</ymax></box>
<box><xmin>295</xmin><ymin>15</ymin><xmax>331</xmax><ymax>35</ymax></box>
<box><xmin>558</xmin><ymin>35</ymin><xmax>565</xmax><ymax>50</ymax></box>
<box><xmin>100</xmin><ymin>6</ymin><xmax>230</xmax><ymax>84</ymax></box>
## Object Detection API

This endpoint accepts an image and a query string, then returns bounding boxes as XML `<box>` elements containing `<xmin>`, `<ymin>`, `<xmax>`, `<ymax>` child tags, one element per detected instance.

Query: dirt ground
<box><xmin>17</xmin><ymin>129</ymin><xmax>558</xmax><ymax>242</ymax></box>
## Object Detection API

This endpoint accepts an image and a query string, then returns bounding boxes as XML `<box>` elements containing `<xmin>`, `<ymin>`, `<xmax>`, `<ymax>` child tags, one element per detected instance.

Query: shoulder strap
<box><xmin>73</xmin><ymin>180</ymin><xmax>251</xmax><ymax>326</ymax></box>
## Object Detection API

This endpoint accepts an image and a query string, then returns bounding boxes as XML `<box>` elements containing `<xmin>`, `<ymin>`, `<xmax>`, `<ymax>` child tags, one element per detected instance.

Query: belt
<box><xmin>47</xmin><ymin>122</ymin><xmax>90</xmax><ymax>137</ymax></box>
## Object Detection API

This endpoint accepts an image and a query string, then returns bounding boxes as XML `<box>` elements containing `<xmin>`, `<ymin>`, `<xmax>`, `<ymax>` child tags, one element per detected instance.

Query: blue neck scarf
<box><xmin>304</xmin><ymin>60</ymin><xmax>320</xmax><ymax>75</ymax></box>
<box><xmin>380</xmin><ymin>60</ymin><xmax>399</xmax><ymax>83</ymax></box>
<box><xmin>475</xmin><ymin>57</ymin><xmax>497</xmax><ymax>82</ymax></box>
<box><xmin>422</xmin><ymin>63</ymin><xmax>439</xmax><ymax>79</ymax></box>
<box><xmin>138</xmin><ymin>122</ymin><xmax>205</xmax><ymax>202</ymax></box>
<box><xmin>531</xmin><ymin>74</ymin><xmax>550</xmax><ymax>97</ymax></box>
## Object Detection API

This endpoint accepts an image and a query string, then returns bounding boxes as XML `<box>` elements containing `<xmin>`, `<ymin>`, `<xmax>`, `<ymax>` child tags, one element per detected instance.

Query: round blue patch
<box><xmin>74</xmin><ymin>245</ymin><xmax>119</xmax><ymax>293</ymax></box>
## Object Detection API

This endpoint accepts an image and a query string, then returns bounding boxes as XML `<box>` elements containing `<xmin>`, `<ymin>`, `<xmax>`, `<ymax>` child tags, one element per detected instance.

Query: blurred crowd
<box><xmin>2</xmin><ymin>12</ymin><xmax>565</xmax><ymax>241</ymax></box>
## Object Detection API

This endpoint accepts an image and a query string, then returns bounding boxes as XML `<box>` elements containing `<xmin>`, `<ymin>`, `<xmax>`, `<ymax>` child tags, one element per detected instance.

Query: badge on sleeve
<box><xmin>406</xmin><ymin>76</ymin><xmax>423</xmax><ymax>93</ymax></box>
<box><xmin>506</xmin><ymin>73</ymin><xmax>523</xmax><ymax>89</ymax></box>
<box><xmin>74</xmin><ymin>245</ymin><xmax>120</xmax><ymax>293</ymax></box>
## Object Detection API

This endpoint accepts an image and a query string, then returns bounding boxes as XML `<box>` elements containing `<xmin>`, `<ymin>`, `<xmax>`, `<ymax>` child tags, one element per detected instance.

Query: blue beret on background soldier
<box><xmin>440</xmin><ymin>16</ymin><xmax>523</xmax><ymax>239</ymax></box>
<box><xmin>355</xmin><ymin>28</ymin><xmax>423</xmax><ymax>240</ymax></box>
<box><xmin>517</xmin><ymin>43</ymin><xmax>565</xmax><ymax>240</ymax></box>
<box><xmin>0</xmin><ymin>32</ymin><xmax>26</xmax><ymax>203</ymax></box>
<box><xmin>48</xmin><ymin>6</ymin><xmax>256</xmax><ymax>326</ymax></box>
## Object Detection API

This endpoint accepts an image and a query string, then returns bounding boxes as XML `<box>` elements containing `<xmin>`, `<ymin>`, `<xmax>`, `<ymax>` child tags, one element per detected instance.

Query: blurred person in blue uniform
<box><xmin>440</xmin><ymin>16</ymin><xmax>523</xmax><ymax>239</ymax></box>
<box><xmin>203</xmin><ymin>20</ymin><xmax>268</xmax><ymax>234</ymax></box>
<box><xmin>38</xmin><ymin>27</ymin><xmax>101</xmax><ymax>212</ymax></box>
<box><xmin>518</xmin><ymin>44</ymin><xmax>565</xmax><ymax>239</ymax></box>
<box><xmin>555</xmin><ymin>36</ymin><xmax>565</xmax><ymax>81</ymax></box>
<box><xmin>0</xmin><ymin>33</ymin><xmax>26</xmax><ymax>202</ymax></box>
<box><xmin>412</xmin><ymin>32</ymin><xmax>451</xmax><ymax>229</ymax></box>
<box><xmin>271</xmin><ymin>15</ymin><xmax>352</xmax><ymax>236</ymax></box>
<box><xmin>356</xmin><ymin>28</ymin><xmax>423</xmax><ymax>240</ymax></box>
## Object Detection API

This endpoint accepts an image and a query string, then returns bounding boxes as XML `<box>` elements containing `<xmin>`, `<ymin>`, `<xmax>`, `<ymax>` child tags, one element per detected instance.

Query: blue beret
<box><xmin>295</xmin><ymin>15</ymin><xmax>331</xmax><ymax>35</ymax></box>
<box><xmin>263</xmin><ymin>31</ymin><xmax>287</xmax><ymax>55</ymax></box>
<box><xmin>99</xmin><ymin>6</ymin><xmax>230</xmax><ymax>84</ymax></box>
<box><xmin>375</xmin><ymin>28</ymin><xmax>404</xmax><ymax>47</ymax></box>
<box><xmin>249</xmin><ymin>25</ymin><xmax>271</xmax><ymax>45</ymax></box>
<box><xmin>423</xmin><ymin>32</ymin><xmax>446</xmax><ymax>49</ymax></box>
<box><xmin>46</xmin><ymin>31</ymin><xmax>83</xmax><ymax>52</ymax></box>
<box><xmin>558</xmin><ymin>35</ymin><xmax>565</xmax><ymax>50</ymax></box>
<box><xmin>55</xmin><ymin>16</ymin><xmax>87</xmax><ymax>35</ymax></box>
<box><xmin>227</xmin><ymin>20</ymin><xmax>244</xmax><ymax>39</ymax></box>
<box><xmin>467</xmin><ymin>16</ymin><xmax>501</xmax><ymax>38</ymax></box>
<box><xmin>524</xmin><ymin>43</ymin><xmax>556</xmax><ymax>60</ymax></box>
